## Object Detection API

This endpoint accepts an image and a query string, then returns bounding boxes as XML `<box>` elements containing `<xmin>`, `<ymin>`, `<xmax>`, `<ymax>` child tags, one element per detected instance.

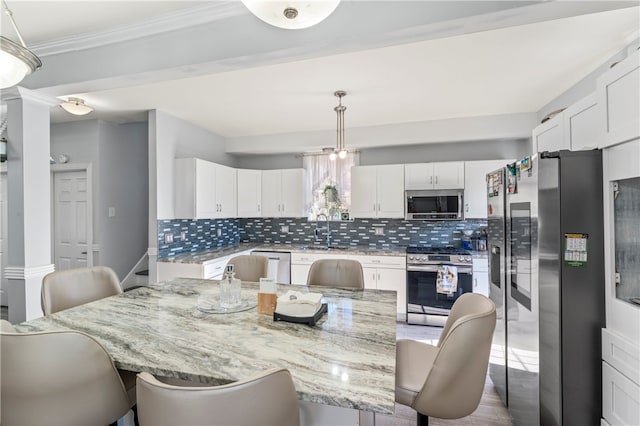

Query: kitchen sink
<box><xmin>298</xmin><ymin>245</ymin><xmax>350</xmax><ymax>251</ymax></box>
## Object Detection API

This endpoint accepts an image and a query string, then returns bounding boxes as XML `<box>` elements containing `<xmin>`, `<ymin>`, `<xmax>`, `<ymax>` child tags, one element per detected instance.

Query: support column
<box><xmin>3</xmin><ymin>87</ymin><xmax>58</xmax><ymax>322</ymax></box>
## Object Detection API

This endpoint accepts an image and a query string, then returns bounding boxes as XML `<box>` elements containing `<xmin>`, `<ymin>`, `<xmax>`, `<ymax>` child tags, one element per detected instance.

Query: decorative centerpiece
<box><xmin>220</xmin><ymin>264</ymin><xmax>241</xmax><ymax>308</ymax></box>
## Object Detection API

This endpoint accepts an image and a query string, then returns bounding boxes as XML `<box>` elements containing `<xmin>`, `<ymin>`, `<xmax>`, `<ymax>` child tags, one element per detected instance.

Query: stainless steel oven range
<box><xmin>406</xmin><ymin>247</ymin><xmax>473</xmax><ymax>326</ymax></box>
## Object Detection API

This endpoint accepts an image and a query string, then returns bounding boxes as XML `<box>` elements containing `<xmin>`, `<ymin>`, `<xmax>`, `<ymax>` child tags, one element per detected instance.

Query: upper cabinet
<box><xmin>532</xmin><ymin>113</ymin><xmax>565</xmax><ymax>153</ymax></box>
<box><xmin>464</xmin><ymin>160</ymin><xmax>512</xmax><ymax>219</ymax></box>
<box><xmin>237</xmin><ymin>169</ymin><xmax>262</xmax><ymax>218</ymax></box>
<box><xmin>405</xmin><ymin>162</ymin><xmax>464</xmax><ymax>190</ymax></box>
<box><xmin>564</xmin><ymin>93</ymin><xmax>599</xmax><ymax>151</ymax></box>
<box><xmin>532</xmin><ymin>93</ymin><xmax>600</xmax><ymax>153</ymax></box>
<box><xmin>175</xmin><ymin>158</ymin><xmax>237</xmax><ymax>219</ymax></box>
<box><xmin>351</xmin><ymin>164</ymin><xmax>404</xmax><ymax>218</ymax></box>
<box><xmin>598</xmin><ymin>50</ymin><xmax>640</xmax><ymax>148</ymax></box>
<box><xmin>261</xmin><ymin>169</ymin><xmax>305</xmax><ymax>217</ymax></box>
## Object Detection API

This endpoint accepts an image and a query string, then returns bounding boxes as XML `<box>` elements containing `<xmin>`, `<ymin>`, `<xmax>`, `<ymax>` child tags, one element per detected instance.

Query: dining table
<box><xmin>15</xmin><ymin>278</ymin><xmax>398</xmax><ymax>425</ymax></box>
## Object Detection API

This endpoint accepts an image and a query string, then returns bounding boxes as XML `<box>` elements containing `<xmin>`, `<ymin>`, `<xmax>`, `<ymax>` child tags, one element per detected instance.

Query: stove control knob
<box><xmin>419</xmin><ymin>257</ymin><xmax>425</xmax><ymax>261</ymax></box>
<box><xmin>408</xmin><ymin>256</ymin><xmax>414</xmax><ymax>261</ymax></box>
<box><xmin>466</xmin><ymin>257</ymin><xmax>472</xmax><ymax>263</ymax></box>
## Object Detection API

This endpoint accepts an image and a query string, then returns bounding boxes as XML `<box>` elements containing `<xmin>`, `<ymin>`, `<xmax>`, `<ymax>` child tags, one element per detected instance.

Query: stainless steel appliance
<box><xmin>487</xmin><ymin>150</ymin><xmax>605</xmax><ymax>426</ymax></box>
<box><xmin>250</xmin><ymin>251</ymin><xmax>291</xmax><ymax>284</ymax></box>
<box><xmin>405</xmin><ymin>190</ymin><xmax>463</xmax><ymax>220</ymax></box>
<box><xmin>406</xmin><ymin>247</ymin><xmax>473</xmax><ymax>326</ymax></box>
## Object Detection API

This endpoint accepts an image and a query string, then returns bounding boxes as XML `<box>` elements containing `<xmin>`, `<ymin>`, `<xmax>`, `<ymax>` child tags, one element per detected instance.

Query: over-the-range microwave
<box><xmin>405</xmin><ymin>190</ymin><xmax>463</xmax><ymax>220</ymax></box>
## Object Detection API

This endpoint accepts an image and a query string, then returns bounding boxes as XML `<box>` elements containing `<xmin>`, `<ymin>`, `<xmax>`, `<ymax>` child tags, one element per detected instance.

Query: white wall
<box><xmin>538</xmin><ymin>40</ymin><xmax>638</xmax><ymax>121</ymax></box>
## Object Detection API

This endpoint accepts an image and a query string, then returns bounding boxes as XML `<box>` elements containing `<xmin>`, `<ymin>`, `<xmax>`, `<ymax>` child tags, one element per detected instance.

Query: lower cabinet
<box><xmin>291</xmin><ymin>252</ymin><xmax>406</xmax><ymax>320</ymax></box>
<box><xmin>601</xmin><ymin>328</ymin><xmax>640</xmax><ymax>426</ymax></box>
<box><xmin>157</xmin><ymin>250</ymin><xmax>252</xmax><ymax>281</ymax></box>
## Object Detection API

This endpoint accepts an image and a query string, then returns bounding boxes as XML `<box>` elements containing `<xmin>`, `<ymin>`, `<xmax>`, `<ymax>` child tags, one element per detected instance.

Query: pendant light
<box><xmin>1</xmin><ymin>0</ymin><xmax>42</xmax><ymax>89</ymax></box>
<box><xmin>241</xmin><ymin>0</ymin><xmax>340</xmax><ymax>30</ymax></box>
<box><xmin>331</xmin><ymin>90</ymin><xmax>348</xmax><ymax>161</ymax></box>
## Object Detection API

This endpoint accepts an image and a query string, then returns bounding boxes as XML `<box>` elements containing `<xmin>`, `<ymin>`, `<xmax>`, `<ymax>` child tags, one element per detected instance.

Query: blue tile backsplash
<box><xmin>158</xmin><ymin>217</ymin><xmax>487</xmax><ymax>259</ymax></box>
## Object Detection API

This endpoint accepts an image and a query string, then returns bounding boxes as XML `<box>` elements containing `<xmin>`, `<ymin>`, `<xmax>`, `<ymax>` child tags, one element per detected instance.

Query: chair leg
<box><xmin>417</xmin><ymin>412</ymin><xmax>429</xmax><ymax>426</ymax></box>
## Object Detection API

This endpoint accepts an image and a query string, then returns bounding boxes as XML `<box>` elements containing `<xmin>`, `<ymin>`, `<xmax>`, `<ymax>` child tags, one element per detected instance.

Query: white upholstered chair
<box><xmin>0</xmin><ymin>320</ymin><xmax>131</xmax><ymax>426</ymax></box>
<box><xmin>395</xmin><ymin>293</ymin><xmax>496</xmax><ymax>425</ymax></box>
<box><xmin>40</xmin><ymin>266</ymin><xmax>136</xmax><ymax>404</ymax></box>
<box><xmin>136</xmin><ymin>368</ymin><xmax>300</xmax><ymax>426</ymax></box>
<box><xmin>306</xmin><ymin>259</ymin><xmax>365</xmax><ymax>289</ymax></box>
<box><xmin>41</xmin><ymin>266</ymin><xmax>122</xmax><ymax>315</ymax></box>
<box><xmin>225</xmin><ymin>255</ymin><xmax>268</xmax><ymax>282</ymax></box>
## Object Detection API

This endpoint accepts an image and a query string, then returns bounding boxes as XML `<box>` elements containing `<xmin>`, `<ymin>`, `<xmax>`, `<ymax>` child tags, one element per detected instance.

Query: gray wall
<box><xmin>233</xmin><ymin>138</ymin><xmax>528</xmax><ymax>169</ymax></box>
<box><xmin>98</xmin><ymin>121</ymin><xmax>148</xmax><ymax>280</ymax></box>
<box><xmin>359</xmin><ymin>139</ymin><xmax>528</xmax><ymax>166</ymax></box>
<box><xmin>235</xmin><ymin>153</ymin><xmax>302</xmax><ymax>170</ymax></box>
<box><xmin>50</xmin><ymin>119</ymin><xmax>148</xmax><ymax>280</ymax></box>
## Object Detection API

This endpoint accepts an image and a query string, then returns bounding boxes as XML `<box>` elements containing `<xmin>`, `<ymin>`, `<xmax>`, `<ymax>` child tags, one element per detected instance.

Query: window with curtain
<box><xmin>303</xmin><ymin>152</ymin><xmax>359</xmax><ymax>220</ymax></box>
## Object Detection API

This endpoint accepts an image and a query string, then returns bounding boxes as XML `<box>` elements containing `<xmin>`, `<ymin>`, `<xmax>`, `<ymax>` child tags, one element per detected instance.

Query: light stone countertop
<box><xmin>159</xmin><ymin>243</ymin><xmax>407</xmax><ymax>264</ymax></box>
<box><xmin>16</xmin><ymin>279</ymin><xmax>397</xmax><ymax>414</ymax></box>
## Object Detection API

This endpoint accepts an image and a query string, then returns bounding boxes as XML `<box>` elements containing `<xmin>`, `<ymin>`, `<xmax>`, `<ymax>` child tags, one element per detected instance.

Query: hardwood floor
<box><xmin>378</xmin><ymin>322</ymin><xmax>513</xmax><ymax>426</ymax></box>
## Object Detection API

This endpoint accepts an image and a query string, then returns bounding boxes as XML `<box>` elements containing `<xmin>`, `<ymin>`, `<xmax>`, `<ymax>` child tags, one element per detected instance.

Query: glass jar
<box><xmin>220</xmin><ymin>265</ymin><xmax>241</xmax><ymax>308</ymax></box>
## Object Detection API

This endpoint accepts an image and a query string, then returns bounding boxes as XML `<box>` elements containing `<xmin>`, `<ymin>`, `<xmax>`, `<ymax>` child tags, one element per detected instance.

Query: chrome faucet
<box><xmin>315</xmin><ymin>213</ymin><xmax>331</xmax><ymax>248</ymax></box>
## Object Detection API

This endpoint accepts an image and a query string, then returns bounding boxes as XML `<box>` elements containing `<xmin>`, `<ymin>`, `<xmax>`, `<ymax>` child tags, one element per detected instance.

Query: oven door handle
<box><xmin>407</xmin><ymin>265</ymin><xmax>473</xmax><ymax>274</ymax></box>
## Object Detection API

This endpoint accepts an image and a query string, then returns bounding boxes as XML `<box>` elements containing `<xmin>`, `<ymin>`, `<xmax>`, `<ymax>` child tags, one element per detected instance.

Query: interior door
<box><xmin>53</xmin><ymin>170</ymin><xmax>93</xmax><ymax>270</ymax></box>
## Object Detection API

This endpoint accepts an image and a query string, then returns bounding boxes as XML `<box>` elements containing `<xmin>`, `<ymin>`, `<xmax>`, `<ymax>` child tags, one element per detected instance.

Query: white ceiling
<box><xmin>2</xmin><ymin>1</ymin><xmax>640</xmax><ymax>153</ymax></box>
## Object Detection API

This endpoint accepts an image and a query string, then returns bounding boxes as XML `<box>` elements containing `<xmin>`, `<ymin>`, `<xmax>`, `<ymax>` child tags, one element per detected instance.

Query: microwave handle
<box><xmin>458</xmin><ymin>192</ymin><xmax>463</xmax><ymax>218</ymax></box>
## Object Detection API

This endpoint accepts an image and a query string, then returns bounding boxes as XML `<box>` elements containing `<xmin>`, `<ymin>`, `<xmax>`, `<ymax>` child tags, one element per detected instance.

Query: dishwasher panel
<box><xmin>250</xmin><ymin>251</ymin><xmax>291</xmax><ymax>284</ymax></box>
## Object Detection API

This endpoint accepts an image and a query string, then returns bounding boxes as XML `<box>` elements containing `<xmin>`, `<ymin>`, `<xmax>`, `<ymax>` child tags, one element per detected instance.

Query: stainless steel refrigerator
<box><xmin>487</xmin><ymin>150</ymin><xmax>605</xmax><ymax>426</ymax></box>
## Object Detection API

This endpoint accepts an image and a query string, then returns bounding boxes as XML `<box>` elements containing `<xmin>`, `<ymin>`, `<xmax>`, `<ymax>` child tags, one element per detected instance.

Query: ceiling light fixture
<box><xmin>240</xmin><ymin>0</ymin><xmax>340</xmax><ymax>30</ymax></box>
<box><xmin>0</xmin><ymin>0</ymin><xmax>42</xmax><ymax>89</ymax></box>
<box><xmin>331</xmin><ymin>90</ymin><xmax>348</xmax><ymax>161</ymax></box>
<box><xmin>60</xmin><ymin>97</ymin><xmax>93</xmax><ymax>116</ymax></box>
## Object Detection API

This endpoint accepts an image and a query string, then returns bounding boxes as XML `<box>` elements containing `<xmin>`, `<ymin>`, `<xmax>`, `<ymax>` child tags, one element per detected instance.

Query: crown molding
<box><xmin>1</xmin><ymin>86</ymin><xmax>60</xmax><ymax>107</ymax></box>
<box><xmin>31</xmin><ymin>1</ymin><xmax>247</xmax><ymax>57</ymax></box>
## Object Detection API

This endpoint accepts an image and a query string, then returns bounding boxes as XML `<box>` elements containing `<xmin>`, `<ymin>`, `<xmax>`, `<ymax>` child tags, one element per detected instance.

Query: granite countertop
<box><xmin>160</xmin><ymin>243</ymin><xmax>407</xmax><ymax>264</ymax></box>
<box><xmin>16</xmin><ymin>279</ymin><xmax>397</xmax><ymax>414</ymax></box>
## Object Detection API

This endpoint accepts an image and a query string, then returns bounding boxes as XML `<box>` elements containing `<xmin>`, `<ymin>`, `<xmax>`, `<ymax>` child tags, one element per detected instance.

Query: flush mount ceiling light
<box><xmin>0</xmin><ymin>0</ymin><xmax>42</xmax><ymax>89</ymax></box>
<box><xmin>241</xmin><ymin>0</ymin><xmax>340</xmax><ymax>30</ymax></box>
<box><xmin>330</xmin><ymin>90</ymin><xmax>348</xmax><ymax>161</ymax></box>
<box><xmin>60</xmin><ymin>97</ymin><xmax>93</xmax><ymax>116</ymax></box>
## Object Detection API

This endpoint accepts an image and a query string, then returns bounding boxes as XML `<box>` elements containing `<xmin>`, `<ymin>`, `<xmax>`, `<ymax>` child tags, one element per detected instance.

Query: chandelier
<box><xmin>330</xmin><ymin>90</ymin><xmax>347</xmax><ymax>161</ymax></box>
<box><xmin>241</xmin><ymin>0</ymin><xmax>340</xmax><ymax>30</ymax></box>
<box><xmin>1</xmin><ymin>0</ymin><xmax>42</xmax><ymax>89</ymax></box>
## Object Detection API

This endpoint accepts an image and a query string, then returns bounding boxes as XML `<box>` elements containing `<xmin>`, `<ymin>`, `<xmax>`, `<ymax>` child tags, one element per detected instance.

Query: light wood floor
<box><xmin>378</xmin><ymin>322</ymin><xmax>513</xmax><ymax>426</ymax></box>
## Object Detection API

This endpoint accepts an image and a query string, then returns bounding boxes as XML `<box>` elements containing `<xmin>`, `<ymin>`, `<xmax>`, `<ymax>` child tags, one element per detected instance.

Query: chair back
<box><xmin>225</xmin><ymin>255</ymin><xmax>268</xmax><ymax>282</ymax></box>
<box><xmin>41</xmin><ymin>266</ymin><xmax>122</xmax><ymax>315</ymax></box>
<box><xmin>1</xmin><ymin>327</ymin><xmax>131</xmax><ymax>425</ymax></box>
<box><xmin>413</xmin><ymin>293</ymin><xmax>496</xmax><ymax>419</ymax></box>
<box><xmin>306</xmin><ymin>259</ymin><xmax>364</xmax><ymax>289</ymax></box>
<box><xmin>136</xmin><ymin>368</ymin><xmax>300</xmax><ymax>426</ymax></box>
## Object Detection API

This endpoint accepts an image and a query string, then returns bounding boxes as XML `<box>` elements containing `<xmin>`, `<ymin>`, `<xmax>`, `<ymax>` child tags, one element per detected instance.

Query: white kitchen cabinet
<box><xmin>290</xmin><ymin>252</ymin><xmax>407</xmax><ymax>320</ymax></box>
<box><xmin>563</xmin><ymin>93</ymin><xmax>599</xmax><ymax>151</ymax></box>
<box><xmin>472</xmin><ymin>258</ymin><xmax>489</xmax><ymax>297</ymax></box>
<box><xmin>404</xmin><ymin>162</ymin><xmax>465</xmax><ymax>190</ymax></box>
<box><xmin>174</xmin><ymin>158</ymin><xmax>237</xmax><ymax>219</ymax></box>
<box><xmin>532</xmin><ymin>113</ymin><xmax>565</xmax><ymax>153</ymax></box>
<box><xmin>351</xmin><ymin>164</ymin><xmax>404</xmax><ymax>218</ymax></box>
<box><xmin>237</xmin><ymin>169</ymin><xmax>262</xmax><ymax>217</ymax></box>
<box><xmin>262</xmin><ymin>169</ymin><xmax>305</xmax><ymax>217</ymax></box>
<box><xmin>602</xmin><ymin>360</ymin><xmax>640</xmax><ymax>426</ymax></box>
<box><xmin>598</xmin><ymin>50</ymin><xmax>640</xmax><ymax>148</ymax></box>
<box><xmin>464</xmin><ymin>160</ymin><xmax>512</xmax><ymax>219</ymax></box>
<box><xmin>157</xmin><ymin>250</ymin><xmax>253</xmax><ymax>281</ymax></box>
<box><xmin>533</xmin><ymin>92</ymin><xmax>600</xmax><ymax>153</ymax></box>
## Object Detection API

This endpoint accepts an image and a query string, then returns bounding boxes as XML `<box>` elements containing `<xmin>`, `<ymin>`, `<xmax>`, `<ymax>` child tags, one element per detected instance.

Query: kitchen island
<box><xmin>15</xmin><ymin>279</ymin><xmax>397</xmax><ymax>425</ymax></box>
